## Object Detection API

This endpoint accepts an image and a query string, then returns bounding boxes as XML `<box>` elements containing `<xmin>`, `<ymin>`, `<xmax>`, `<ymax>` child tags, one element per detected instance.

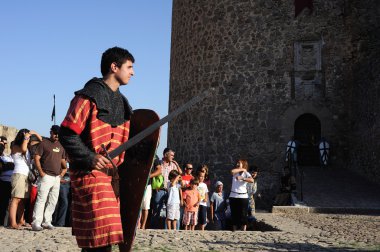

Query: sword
<box><xmin>108</xmin><ymin>88</ymin><xmax>212</xmax><ymax>159</ymax></box>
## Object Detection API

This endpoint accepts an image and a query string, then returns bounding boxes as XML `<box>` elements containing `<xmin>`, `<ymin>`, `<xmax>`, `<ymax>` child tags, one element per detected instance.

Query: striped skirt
<box><xmin>71</xmin><ymin>169</ymin><xmax>123</xmax><ymax>248</ymax></box>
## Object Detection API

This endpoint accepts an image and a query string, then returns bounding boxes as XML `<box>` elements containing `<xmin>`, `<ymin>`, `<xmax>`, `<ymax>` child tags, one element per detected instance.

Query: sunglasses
<box><xmin>186</xmin><ymin>167</ymin><xmax>193</xmax><ymax>170</ymax></box>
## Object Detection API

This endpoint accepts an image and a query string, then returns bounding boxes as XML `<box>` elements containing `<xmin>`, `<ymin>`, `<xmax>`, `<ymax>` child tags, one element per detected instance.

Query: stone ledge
<box><xmin>272</xmin><ymin>206</ymin><xmax>380</xmax><ymax>215</ymax></box>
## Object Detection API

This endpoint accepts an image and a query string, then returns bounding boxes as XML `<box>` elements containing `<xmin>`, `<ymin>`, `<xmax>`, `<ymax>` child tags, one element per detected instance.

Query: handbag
<box><xmin>23</xmin><ymin>154</ymin><xmax>37</xmax><ymax>183</ymax></box>
<box><xmin>151</xmin><ymin>175</ymin><xmax>164</xmax><ymax>190</ymax></box>
<box><xmin>28</xmin><ymin>169</ymin><xmax>37</xmax><ymax>183</ymax></box>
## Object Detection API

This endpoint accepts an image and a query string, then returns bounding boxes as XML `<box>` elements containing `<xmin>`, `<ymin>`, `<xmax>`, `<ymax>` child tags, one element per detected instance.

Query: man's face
<box><xmin>216</xmin><ymin>184</ymin><xmax>223</xmax><ymax>192</ymax></box>
<box><xmin>115</xmin><ymin>60</ymin><xmax>134</xmax><ymax>86</ymax></box>
<box><xmin>50</xmin><ymin>131</ymin><xmax>59</xmax><ymax>142</ymax></box>
<box><xmin>185</xmin><ymin>164</ymin><xmax>193</xmax><ymax>174</ymax></box>
<box><xmin>165</xmin><ymin>151</ymin><xmax>174</xmax><ymax>162</ymax></box>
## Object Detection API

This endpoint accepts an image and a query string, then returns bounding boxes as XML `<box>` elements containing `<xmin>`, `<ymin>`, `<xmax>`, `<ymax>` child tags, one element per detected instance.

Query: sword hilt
<box><xmin>101</xmin><ymin>144</ymin><xmax>118</xmax><ymax>175</ymax></box>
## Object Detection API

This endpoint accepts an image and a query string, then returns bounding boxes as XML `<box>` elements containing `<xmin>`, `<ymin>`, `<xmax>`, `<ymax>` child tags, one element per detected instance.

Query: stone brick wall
<box><xmin>346</xmin><ymin>0</ymin><xmax>380</xmax><ymax>183</ymax></box>
<box><xmin>169</xmin><ymin>0</ymin><xmax>379</xmax><ymax>208</ymax></box>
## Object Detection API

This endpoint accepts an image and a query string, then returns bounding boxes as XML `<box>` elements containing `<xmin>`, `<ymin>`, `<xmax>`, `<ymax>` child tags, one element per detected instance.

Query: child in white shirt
<box><xmin>166</xmin><ymin>169</ymin><xmax>183</xmax><ymax>230</ymax></box>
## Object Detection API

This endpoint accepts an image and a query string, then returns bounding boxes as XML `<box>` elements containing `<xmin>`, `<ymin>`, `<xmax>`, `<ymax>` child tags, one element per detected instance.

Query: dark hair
<box><xmin>14</xmin><ymin>129</ymin><xmax>30</xmax><ymax>146</ymax></box>
<box><xmin>0</xmin><ymin>136</ymin><xmax>7</xmax><ymax>142</ymax></box>
<box><xmin>190</xmin><ymin>178</ymin><xmax>199</xmax><ymax>185</ymax></box>
<box><xmin>196</xmin><ymin>164</ymin><xmax>209</xmax><ymax>181</ymax></box>
<box><xmin>168</xmin><ymin>169</ymin><xmax>180</xmax><ymax>181</ymax></box>
<box><xmin>153</xmin><ymin>155</ymin><xmax>161</xmax><ymax>167</ymax></box>
<box><xmin>101</xmin><ymin>47</ymin><xmax>135</xmax><ymax>77</ymax></box>
<box><xmin>163</xmin><ymin>147</ymin><xmax>174</xmax><ymax>155</ymax></box>
<box><xmin>249</xmin><ymin>165</ymin><xmax>259</xmax><ymax>173</ymax></box>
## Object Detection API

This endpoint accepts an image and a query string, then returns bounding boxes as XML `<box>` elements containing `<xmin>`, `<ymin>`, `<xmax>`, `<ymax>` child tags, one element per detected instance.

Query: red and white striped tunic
<box><xmin>62</xmin><ymin>95</ymin><xmax>130</xmax><ymax>248</ymax></box>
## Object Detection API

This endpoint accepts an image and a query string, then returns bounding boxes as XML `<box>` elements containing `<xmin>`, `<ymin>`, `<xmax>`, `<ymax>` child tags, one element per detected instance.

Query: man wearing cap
<box><xmin>32</xmin><ymin>125</ymin><xmax>67</xmax><ymax>231</ymax></box>
<box><xmin>210</xmin><ymin>181</ymin><xmax>227</xmax><ymax>230</ymax></box>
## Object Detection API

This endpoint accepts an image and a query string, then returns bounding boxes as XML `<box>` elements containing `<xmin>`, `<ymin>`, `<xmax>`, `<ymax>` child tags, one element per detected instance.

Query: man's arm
<box><xmin>34</xmin><ymin>155</ymin><xmax>45</xmax><ymax>177</ymax></box>
<box><xmin>210</xmin><ymin>195</ymin><xmax>214</xmax><ymax>222</ymax></box>
<box><xmin>172</xmin><ymin>160</ymin><xmax>182</xmax><ymax>174</ymax></box>
<box><xmin>60</xmin><ymin>159</ymin><xmax>67</xmax><ymax>177</ymax></box>
<box><xmin>59</xmin><ymin>127</ymin><xmax>109</xmax><ymax>170</ymax></box>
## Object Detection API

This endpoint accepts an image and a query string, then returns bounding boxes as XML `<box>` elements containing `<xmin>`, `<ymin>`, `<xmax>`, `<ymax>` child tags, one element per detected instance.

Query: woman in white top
<box><xmin>229</xmin><ymin>159</ymin><xmax>253</xmax><ymax>231</ymax></box>
<box><xmin>8</xmin><ymin>129</ymin><xmax>40</xmax><ymax>229</ymax></box>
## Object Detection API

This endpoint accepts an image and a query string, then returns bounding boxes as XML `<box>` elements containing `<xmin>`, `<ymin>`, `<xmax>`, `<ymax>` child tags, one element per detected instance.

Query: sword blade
<box><xmin>109</xmin><ymin>89</ymin><xmax>211</xmax><ymax>159</ymax></box>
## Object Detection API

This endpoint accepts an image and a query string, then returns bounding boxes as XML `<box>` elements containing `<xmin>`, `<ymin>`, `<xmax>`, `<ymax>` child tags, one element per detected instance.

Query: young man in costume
<box><xmin>60</xmin><ymin>46</ymin><xmax>134</xmax><ymax>251</ymax></box>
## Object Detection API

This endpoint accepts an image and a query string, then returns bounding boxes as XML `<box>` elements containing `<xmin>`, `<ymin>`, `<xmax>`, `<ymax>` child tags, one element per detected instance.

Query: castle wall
<box><xmin>169</xmin><ymin>0</ymin><xmax>378</xmax><ymax>207</ymax></box>
<box><xmin>346</xmin><ymin>0</ymin><xmax>380</xmax><ymax>183</ymax></box>
<box><xmin>0</xmin><ymin>125</ymin><xmax>18</xmax><ymax>155</ymax></box>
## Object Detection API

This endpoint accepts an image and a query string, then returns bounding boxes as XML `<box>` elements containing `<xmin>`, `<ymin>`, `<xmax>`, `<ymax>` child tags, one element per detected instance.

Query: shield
<box><xmin>118</xmin><ymin>109</ymin><xmax>160</xmax><ymax>252</ymax></box>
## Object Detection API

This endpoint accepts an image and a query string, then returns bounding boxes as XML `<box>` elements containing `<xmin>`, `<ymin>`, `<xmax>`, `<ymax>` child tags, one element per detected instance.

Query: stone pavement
<box><xmin>299</xmin><ymin>166</ymin><xmax>380</xmax><ymax>209</ymax></box>
<box><xmin>0</xmin><ymin>212</ymin><xmax>379</xmax><ymax>251</ymax></box>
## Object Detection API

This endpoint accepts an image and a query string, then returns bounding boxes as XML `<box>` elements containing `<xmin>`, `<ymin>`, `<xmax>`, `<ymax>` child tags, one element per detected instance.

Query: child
<box><xmin>182</xmin><ymin>178</ymin><xmax>201</xmax><ymax>230</ymax></box>
<box><xmin>197</xmin><ymin>172</ymin><xmax>209</xmax><ymax>231</ymax></box>
<box><xmin>210</xmin><ymin>181</ymin><xmax>227</xmax><ymax>230</ymax></box>
<box><xmin>166</xmin><ymin>170</ymin><xmax>183</xmax><ymax>230</ymax></box>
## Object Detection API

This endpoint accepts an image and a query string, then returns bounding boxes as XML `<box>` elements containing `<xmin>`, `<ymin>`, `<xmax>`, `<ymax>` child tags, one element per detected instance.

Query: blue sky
<box><xmin>0</xmin><ymin>1</ymin><xmax>172</xmax><ymax>156</ymax></box>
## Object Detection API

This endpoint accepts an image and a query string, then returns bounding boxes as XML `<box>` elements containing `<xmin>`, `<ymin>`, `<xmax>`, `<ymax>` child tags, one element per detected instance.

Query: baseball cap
<box><xmin>50</xmin><ymin>125</ymin><xmax>60</xmax><ymax>134</ymax></box>
<box><xmin>215</xmin><ymin>181</ymin><xmax>223</xmax><ymax>187</ymax></box>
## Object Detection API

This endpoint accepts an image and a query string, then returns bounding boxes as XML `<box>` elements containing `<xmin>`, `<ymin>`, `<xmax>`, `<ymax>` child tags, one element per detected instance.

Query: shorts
<box><xmin>182</xmin><ymin>211</ymin><xmax>197</xmax><ymax>226</ymax></box>
<box><xmin>141</xmin><ymin>184</ymin><xmax>152</xmax><ymax>210</ymax></box>
<box><xmin>198</xmin><ymin>205</ymin><xmax>207</xmax><ymax>225</ymax></box>
<box><xmin>11</xmin><ymin>173</ymin><xmax>30</xmax><ymax>199</ymax></box>
<box><xmin>166</xmin><ymin>204</ymin><xmax>180</xmax><ymax>220</ymax></box>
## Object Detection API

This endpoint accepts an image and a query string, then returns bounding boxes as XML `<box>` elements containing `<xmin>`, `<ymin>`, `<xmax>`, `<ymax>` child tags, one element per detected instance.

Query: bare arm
<box><xmin>243</xmin><ymin>177</ymin><xmax>254</xmax><ymax>183</ymax></box>
<box><xmin>21</xmin><ymin>132</ymin><xmax>31</xmax><ymax>154</ymax></box>
<box><xmin>29</xmin><ymin>130</ymin><xmax>42</xmax><ymax>141</ymax></box>
<box><xmin>210</xmin><ymin>200</ymin><xmax>214</xmax><ymax>221</ymax></box>
<box><xmin>34</xmin><ymin>155</ymin><xmax>45</xmax><ymax>177</ymax></box>
<box><xmin>172</xmin><ymin>160</ymin><xmax>182</xmax><ymax>175</ymax></box>
<box><xmin>231</xmin><ymin>167</ymin><xmax>245</xmax><ymax>175</ymax></box>
<box><xmin>60</xmin><ymin>159</ymin><xmax>67</xmax><ymax>177</ymax></box>
<box><xmin>149</xmin><ymin>165</ymin><xmax>162</xmax><ymax>178</ymax></box>
<box><xmin>179</xmin><ymin>188</ymin><xmax>183</xmax><ymax>206</ymax></box>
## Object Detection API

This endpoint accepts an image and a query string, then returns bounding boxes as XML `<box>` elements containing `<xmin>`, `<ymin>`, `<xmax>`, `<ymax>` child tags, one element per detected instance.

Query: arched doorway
<box><xmin>294</xmin><ymin>113</ymin><xmax>321</xmax><ymax>166</ymax></box>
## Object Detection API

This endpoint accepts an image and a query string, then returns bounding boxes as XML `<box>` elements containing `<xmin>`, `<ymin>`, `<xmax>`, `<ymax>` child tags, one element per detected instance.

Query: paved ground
<box><xmin>1</xmin><ymin>166</ymin><xmax>379</xmax><ymax>251</ymax></box>
<box><xmin>0</xmin><ymin>212</ymin><xmax>379</xmax><ymax>252</ymax></box>
<box><xmin>300</xmin><ymin>166</ymin><xmax>380</xmax><ymax>209</ymax></box>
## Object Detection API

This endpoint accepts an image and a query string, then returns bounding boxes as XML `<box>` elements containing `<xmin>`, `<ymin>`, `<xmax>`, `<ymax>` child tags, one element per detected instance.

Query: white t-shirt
<box><xmin>198</xmin><ymin>182</ymin><xmax>209</xmax><ymax>206</ymax></box>
<box><xmin>167</xmin><ymin>181</ymin><xmax>181</xmax><ymax>205</ymax></box>
<box><xmin>12</xmin><ymin>151</ymin><xmax>31</xmax><ymax>176</ymax></box>
<box><xmin>229</xmin><ymin>171</ymin><xmax>252</xmax><ymax>199</ymax></box>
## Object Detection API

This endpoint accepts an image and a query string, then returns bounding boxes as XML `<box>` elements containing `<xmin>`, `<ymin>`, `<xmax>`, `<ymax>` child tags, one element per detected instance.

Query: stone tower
<box><xmin>168</xmin><ymin>0</ymin><xmax>380</xmax><ymax>207</ymax></box>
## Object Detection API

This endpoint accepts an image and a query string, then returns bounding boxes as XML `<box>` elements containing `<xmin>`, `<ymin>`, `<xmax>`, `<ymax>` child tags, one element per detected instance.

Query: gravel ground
<box><xmin>0</xmin><ymin>212</ymin><xmax>379</xmax><ymax>252</ymax></box>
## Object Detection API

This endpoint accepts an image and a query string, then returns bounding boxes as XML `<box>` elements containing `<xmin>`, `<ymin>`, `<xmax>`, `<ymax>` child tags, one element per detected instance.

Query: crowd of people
<box><xmin>0</xmin><ymin>126</ymin><xmax>70</xmax><ymax>231</ymax></box>
<box><xmin>140</xmin><ymin>147</ymin><xmax>260</xmax><ymax>231</ymax></box>
<box><xmin>0</xmin><ymin>133</ymin><xmax>260</xmax><ymax>232</ymax></box>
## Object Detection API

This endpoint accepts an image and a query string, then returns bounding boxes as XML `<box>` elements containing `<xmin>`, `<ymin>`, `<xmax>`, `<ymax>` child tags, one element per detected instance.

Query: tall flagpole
<box><xmin>51</xmin><ymin>95</ymin><xmax>56</xmax><ymax>125</ymax></box>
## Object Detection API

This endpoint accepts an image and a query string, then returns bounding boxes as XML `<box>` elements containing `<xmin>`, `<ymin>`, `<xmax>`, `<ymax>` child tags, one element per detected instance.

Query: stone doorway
<box><xmin>294</xmin><ymin>113</ymin><xmax>321</xmax><ymax>166</ymax></box>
